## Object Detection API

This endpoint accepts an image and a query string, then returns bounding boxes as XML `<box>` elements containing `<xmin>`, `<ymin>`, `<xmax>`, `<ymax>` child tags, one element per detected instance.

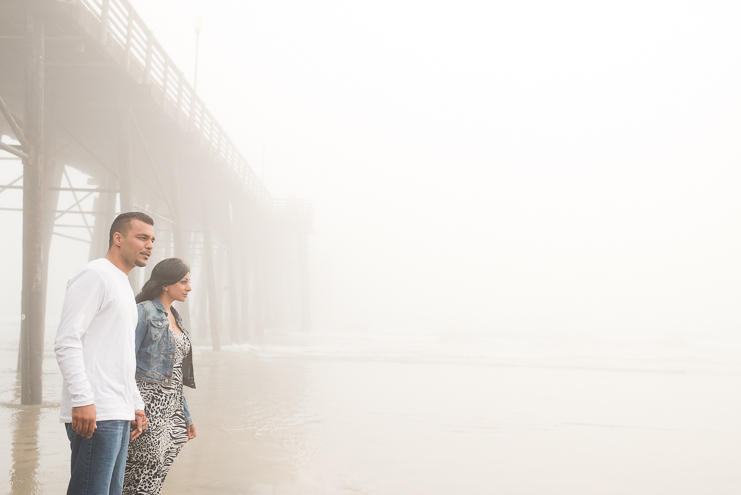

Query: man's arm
<box><xmin>130</xmin><ymin>380</ymin><xmax>146</xmax><ymax>442</ymax></box>
<box><xmin>130</xmin><ymin>303</ymin><xmax>148</xmax><ymax>441</ymax></box>
<box><xmin>54</xmin><ymin>269</ymin><xmax>105</xmax><ymax>438</ymax></box>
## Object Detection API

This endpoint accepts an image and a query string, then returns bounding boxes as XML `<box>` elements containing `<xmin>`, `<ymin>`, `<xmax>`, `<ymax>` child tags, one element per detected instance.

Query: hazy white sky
<box><xmin>3</xmin><ymin>0</ymin><xmax>741</xmax><ymax>339</ymax></box>
<box><xmin>128</xmin><ymin>0</ymin><xmax>741</xmax><ymax>338</ymax></box>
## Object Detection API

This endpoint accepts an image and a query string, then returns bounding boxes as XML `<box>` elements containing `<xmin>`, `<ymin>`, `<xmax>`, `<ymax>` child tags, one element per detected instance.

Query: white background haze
<box><xmin>3</xmin><ymin>0</ymin><xmax>741</xmax><ymax>341</ymax></box>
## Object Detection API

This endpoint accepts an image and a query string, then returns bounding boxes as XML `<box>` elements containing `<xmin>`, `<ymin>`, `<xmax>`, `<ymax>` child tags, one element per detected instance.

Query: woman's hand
<box><xmin>130</xmin><ymin>409</ymin><xmax>148</xmax><ymax>441</ymax></box>
<box><xmin>186</xmin><ymin>424</ymin><xmax>197</xmax><ymax>442</ymax></box>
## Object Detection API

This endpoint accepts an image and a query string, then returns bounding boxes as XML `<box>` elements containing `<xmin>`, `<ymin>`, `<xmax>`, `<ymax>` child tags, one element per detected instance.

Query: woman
<box><xmin>123</xmin><ymin>258</ymin><xmax>196</xmax><ymax>495</ymax></box>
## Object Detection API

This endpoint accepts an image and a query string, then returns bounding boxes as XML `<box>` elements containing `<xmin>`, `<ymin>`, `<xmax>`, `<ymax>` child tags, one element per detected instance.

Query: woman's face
<box><xmin>168</xmin><ymin>272</ymin><xmax>192</xmax><ymax>302</ymax></box>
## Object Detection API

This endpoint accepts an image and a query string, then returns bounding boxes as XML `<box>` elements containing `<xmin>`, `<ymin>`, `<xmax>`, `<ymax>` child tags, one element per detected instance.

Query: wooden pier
<box><xmin>0</xmin><ymin>0</ymin><xmax>313</xmax><ymax>404</ymax></box>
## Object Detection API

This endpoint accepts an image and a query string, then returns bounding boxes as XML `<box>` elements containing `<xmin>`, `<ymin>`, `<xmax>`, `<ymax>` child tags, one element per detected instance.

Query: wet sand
<box><xmin>2</xmin><ymin>330</ymin><xmax>741</xmax><ymax>494</ymax></box>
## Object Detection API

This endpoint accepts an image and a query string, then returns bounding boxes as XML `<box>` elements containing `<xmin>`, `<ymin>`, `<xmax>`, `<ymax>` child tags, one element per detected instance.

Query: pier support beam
<box><xmin>41</xmin><ymin>120</ymin><xmax>63</xmax><ymax>330</ymax></box>
<box><xmin>117</xmin><ymin>96</ymin><xmax>133</xmax><ymax>212</ymax></box>
<box><xmin>117</xmin><ymin>96</ymin><xmax>136</xmax><ymax>288</ymax></box>
<box><xmin>167</xmin><ymin>150</ymin><xmax>192</xmax><ymax>331</ymax></box>
<box><xmin>202</xmin><ymin>201</ymin><xmax>221</xmax><ymax>351</ymax></box>
<box><xmin>89</xmin><ymin>171</ymin><xmax>117</xmax><ymax>260</ymax></box>
<box><xmin>20</xmin><ymin>5</ymin><xmax>45</xmax><ymax>405</ymax></box>
<box><xmin>239</xmin><ymin>213</ymin><xmax>252</xmax><ymax>341</ymax></box>
<box><xmin>271</xmin><ymin>258</ymin><xmax>283</xmax><ymax>329</ymax></box>
<box><xmin>253</xmin><ymin>226</ymin><xmax>267</xmax><ymax>335</ymax></box>
<box><xmin>194</xmin><ymin>230</ymin><xmax>209</xmax><ymax>342</ymax></box>
<box><xmin>299</xmin><ymin>231</ymin><xmax>311</xmax><ymax>332</ymax></box>
<box><xmin>227</xmin><ymin>213</ymin><xmax>239</xmax><ymax>343</ymax></box>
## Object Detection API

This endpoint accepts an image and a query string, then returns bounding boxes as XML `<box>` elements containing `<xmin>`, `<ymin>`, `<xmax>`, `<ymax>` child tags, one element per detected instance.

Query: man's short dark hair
<box><xmin>108</xmin><ymin>212</ymin><xmax>154</xmax><ymax>248</ymax></box>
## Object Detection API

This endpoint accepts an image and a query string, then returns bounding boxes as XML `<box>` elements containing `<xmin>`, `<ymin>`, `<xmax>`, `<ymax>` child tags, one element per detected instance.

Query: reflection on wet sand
<box><xmin>164</xmin><ymin>350</ymin><xmax>313</xmax><ymax>494</ymax></box>
<box><xmin>9</xmin><ymin>390</ymin><xmax>42</xmax><ymax>495</ymax></box>
<box><xmin>2</xmin><ymin>333</ymin><xmax>741</xmax><ymax>494</ymax></box>
<box><xmin>0</xmin><ymin>339</ymin><xmax>69</xmax><ymax>494</ymax></box>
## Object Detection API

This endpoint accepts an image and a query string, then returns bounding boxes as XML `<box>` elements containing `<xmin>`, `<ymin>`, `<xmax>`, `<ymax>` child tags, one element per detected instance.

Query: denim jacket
<box><xmin>134</xmin><ymin>298</ymin><xmax>196</xmax><ymax>426</ymax></box>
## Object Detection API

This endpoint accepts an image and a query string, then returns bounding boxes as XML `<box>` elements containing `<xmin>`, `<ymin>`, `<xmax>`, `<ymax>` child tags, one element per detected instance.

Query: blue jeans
<box><xmin>65</xmin><ymin>420</ymin><xmax>130</xmax><ymax>495</ymax></box>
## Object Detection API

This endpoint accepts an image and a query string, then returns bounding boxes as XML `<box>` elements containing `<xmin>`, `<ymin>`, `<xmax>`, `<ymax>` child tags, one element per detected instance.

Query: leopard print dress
<box><xmin>123</xmin><ymin>331</ymin><xmax>191</xmax><ymax>495</ymax></box>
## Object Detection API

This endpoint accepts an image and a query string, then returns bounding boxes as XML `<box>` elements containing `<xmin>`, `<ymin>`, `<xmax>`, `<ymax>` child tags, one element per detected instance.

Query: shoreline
<box><xmin>3</xmin><ymin>332</ymin><xmax>741</xmax><ymax>494</ymax></box>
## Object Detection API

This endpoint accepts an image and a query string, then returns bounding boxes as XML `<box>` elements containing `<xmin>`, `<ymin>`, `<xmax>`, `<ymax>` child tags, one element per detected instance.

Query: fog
<box><xmin>114</xmin><ymin>0</ymin><xmax>741</xmax><ymax>340</ymax></box>
<box><xmin>4</xmin><ymin>0</ymin><xmax>741</xmax><ymax>339</ymax></box>
<box><xmin>2</xmin><ymin>0</ymin><xmax>741</xmax><ymax>493</ymax></box>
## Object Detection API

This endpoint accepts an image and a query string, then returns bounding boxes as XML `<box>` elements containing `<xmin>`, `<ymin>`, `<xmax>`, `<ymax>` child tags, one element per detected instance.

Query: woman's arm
<box><xmin>183</xmin><ymin>395</ymin><xmax>193</xmax><ymax>426</ymax></box>
<box><xmin>184</xmin><ymin>396</ymin><xmax>196</xmax><ymax>441</ymax></box>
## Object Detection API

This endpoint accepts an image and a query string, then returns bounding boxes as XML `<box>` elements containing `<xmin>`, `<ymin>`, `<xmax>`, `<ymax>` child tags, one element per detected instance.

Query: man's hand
<box><xmin>186</xmin><ymin>424</ymin><xmax>196</xmax><ymax>442</ymax></box>
<box><xmin>130</xmin><ymin>409</ymin><xmax>147</xmax><ymax>441</ymax></box>
<box><xmin>71</xmin><ymin>404</ymin><xmax>97</xmax><ymax>439</ymax></box>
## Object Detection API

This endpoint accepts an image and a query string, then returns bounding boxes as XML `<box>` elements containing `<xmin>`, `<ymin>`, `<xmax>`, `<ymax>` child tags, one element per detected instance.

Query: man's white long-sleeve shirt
<box><xmin>55</xmin><ymin>258</ymin><xmax>144</xmax><ymax>423</ymax></box>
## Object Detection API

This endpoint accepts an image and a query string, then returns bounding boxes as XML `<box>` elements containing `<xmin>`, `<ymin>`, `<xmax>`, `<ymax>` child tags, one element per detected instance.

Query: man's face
<box><xmin>119</xmin><ymin>219</ymin><xmax>155</xmax><ymax>268</ymax></box>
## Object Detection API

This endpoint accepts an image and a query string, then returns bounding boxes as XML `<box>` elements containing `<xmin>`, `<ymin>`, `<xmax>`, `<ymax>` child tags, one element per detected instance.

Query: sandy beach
<box><xmin>2</xmin><ymin>327</ymin><xmax>741</xmax><ymax>494</ymax></box>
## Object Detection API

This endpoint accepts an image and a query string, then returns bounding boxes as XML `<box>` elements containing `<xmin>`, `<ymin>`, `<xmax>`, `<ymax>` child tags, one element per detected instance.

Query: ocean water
<box><xmin>2</xmin><ymin>328</ymin><xmax>741</xmax><ymax>494</ymax></box>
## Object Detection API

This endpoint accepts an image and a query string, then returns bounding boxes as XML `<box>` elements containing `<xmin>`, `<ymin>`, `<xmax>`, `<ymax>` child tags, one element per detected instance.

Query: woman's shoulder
<box><xmin>137</xmin><ymin>300</ymin><xmax>159</xmax><ymax>315</ymax></box>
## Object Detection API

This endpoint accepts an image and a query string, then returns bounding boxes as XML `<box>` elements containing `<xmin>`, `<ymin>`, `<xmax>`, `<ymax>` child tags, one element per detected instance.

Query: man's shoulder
<box><xmin>68</xmin><ymin>259</ymin><xmax>108</xmax><ymax>285</ymax></box>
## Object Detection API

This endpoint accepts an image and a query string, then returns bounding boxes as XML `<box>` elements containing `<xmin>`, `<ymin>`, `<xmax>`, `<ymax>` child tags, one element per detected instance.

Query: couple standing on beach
<box><xmin>54</xmin><ymin>212</ymin><xmax>197</xmax><ymax>495</ymax></box>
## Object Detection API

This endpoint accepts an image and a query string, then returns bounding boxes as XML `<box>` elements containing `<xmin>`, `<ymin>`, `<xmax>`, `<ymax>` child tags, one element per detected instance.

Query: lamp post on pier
<box><xmin>193</xmin><ymin>16</ymin><xmax>203</xmax><ymax>94</ymax></box>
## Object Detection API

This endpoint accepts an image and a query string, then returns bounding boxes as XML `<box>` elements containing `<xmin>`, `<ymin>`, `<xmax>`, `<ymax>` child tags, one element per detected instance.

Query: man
<box><xmin>55</xmin><ymin>212</ymin><xmax>155</xmax><ymax>495</ymax></box>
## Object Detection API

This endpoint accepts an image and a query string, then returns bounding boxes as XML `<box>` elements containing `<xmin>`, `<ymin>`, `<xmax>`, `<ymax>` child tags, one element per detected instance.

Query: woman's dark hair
<box><xmin>136</xmin><ymin>258</ymin><xmax>190</xmax><ymax>304</ymax></box>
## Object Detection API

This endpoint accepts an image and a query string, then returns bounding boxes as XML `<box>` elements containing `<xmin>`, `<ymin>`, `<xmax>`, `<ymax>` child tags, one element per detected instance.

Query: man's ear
<box><xmin>112</xmin><ymin>232</ymin><xmax>123</xmax><ymax>247</ymax></box>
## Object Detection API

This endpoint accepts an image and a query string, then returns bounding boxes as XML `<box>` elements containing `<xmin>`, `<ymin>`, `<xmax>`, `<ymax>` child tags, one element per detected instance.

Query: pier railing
<box><xmin>72</xmin><ymin>0</ymin><xmax>272</xmax><ymax>206</ymax></box>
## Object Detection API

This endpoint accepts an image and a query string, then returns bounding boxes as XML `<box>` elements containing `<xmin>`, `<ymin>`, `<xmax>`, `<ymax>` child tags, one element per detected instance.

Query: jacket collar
<box><xmin>153</xmin><ymin>297</ymin><xmax>167</xmax><ymax>314</ymax></box>
<box><xmin>152</xmin><ymin>297</ymin><xmax>182</xmax><ymax>322</ymax></box>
